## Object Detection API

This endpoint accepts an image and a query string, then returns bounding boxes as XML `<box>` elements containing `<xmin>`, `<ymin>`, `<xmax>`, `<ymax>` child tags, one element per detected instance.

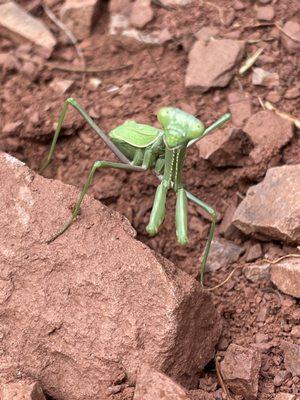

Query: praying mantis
<box><xmin>40</xmin><ymin>97</ymin><xmax>231</xmax><ymax>284</ymax></box>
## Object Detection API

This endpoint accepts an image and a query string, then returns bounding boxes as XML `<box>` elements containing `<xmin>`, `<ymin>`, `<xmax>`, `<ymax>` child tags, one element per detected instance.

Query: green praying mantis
<box><xmin>40</xmin><ymin>98</ymin><xmax>231</xmax><ymax>284</ymax></box>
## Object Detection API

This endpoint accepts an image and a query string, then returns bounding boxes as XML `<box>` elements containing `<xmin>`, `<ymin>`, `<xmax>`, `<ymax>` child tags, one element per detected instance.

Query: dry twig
<box><xmin>205</xmin><ymin>267</ymin><xmax>238</xmax><ymax>291</ymax></box>
<box><xmin>239</xmin><ymin>47</ymin><xmax>265</xmax><ymax>74</ymax></box>
<box><xmin>275</xmin><ymin>23</ymin><xmax>300</xmax><ymax>43</ymax></box>
<box><xmin>215</xmin><ymin>356</ymin><xmax>234</xmax><ymax>400</ymax></box>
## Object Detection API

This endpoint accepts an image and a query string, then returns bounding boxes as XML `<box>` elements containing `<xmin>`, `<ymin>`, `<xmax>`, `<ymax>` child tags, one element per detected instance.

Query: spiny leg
<box><xmin>176</xmin><ymin>188</ymin><xmax>188</xmax><ymax>246</ymax></box>
<box><xmin>186</xmin><ymin>190</ymin><xmax>217</xmax><ymax>285</ymax></box>
<box><xmin>146</xmin><ymin>182</ymin><xmax>168</xmax><ymax>236</ymax></box>
<box><xmin>48</xmin><ymin>161</ymin><xmax>145</xmax><ymax>243</ymax></box>
<box><xmin>39</xmin><ymin>97</ymin><xmax>130</xmax><ymax>173</ymax></box>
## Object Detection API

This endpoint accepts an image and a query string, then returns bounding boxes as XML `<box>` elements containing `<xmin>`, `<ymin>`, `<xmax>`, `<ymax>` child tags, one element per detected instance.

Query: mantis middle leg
<box><xmin>186</xmin><ymin>190</ymin><xmax>217</xmax><ymax>285</ymax></box>
<box><xmin>39</xmin><ymin>97</ymin><xmax>130</xmax><ymax>173</ymax></box>
<box><xmin>48</xmin><ymin>160</ymin><xmax>145</xmax><ymax>243</ymax></box>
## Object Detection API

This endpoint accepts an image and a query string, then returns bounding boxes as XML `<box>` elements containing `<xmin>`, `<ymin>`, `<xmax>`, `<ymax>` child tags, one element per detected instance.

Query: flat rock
<box><xmin>243</xmin><ymin>110</ymin><xmax>293</xmax><ymax>163</ymax></box>
<box><xmin>197</xmin><ymin>127</ymin><xmax>253</xmax><ymax>167</ymax></box>
<box><xmin>233</xmin><ymin>165</ymin><xmax>300</xmax><ymax>243</ymax></box>
<box><xmin>130</xmin><ymin>0</ymin><xmax>154</xmax><ymax>28</ymax></box>
<box><xmin>0</xmin><ymin>152</ymin><xmax>221</xmax><ymax>400</ymax></box>
<box><xmin>204</xmin><ymin>237</ymin><xmax>244</xmax><ymax>272</ymax></box>
<box><xmin>281</xmin><ymin>341</ymin><xmax>300</xmax><ymax>376</ymax></box>
<box><xmin>227</xmin><ymin>91</ymin><xmax>252</xmax><ymax>127</ymax></box>
<box><xmin>271</xmin><ymin>259</ymin><xmax>300</xmax><ymax>298</ymax></box>
<box><xmin>221</xmin><ymin>343</ymin><xmax>261</xmax><ymax>400</ymax></box>
<box><xmin>219</xmin><ymin>195</ymin><xmax>240</xmax><ymax>239</ymax></box>
<box><xmin>243</xmin><ymin>263</ymin><xmax>270</xmax><ymax>283</ymax></box>
<box><xmin>60</xmin><ymin>0</ymin><xmax>101</xmax><ymax>40</ymax></box>
<box><xmin>280</xmin><ymin>21</ymin><xmax>300</xmax><ymax>54</ymax></box>
<box><xmin>185</xmin><ymin>39</ymin><xmax>245</xmax><ymax>92</ymax></box>
<box><xmin>133</xmin><ymin>364</ymin><xmax>189</xmax><ymax>400</ymax></box>
<box><xmin>0</xmin><ymin>1</ymin><xmax>56</xmax><ymax>54</ymax></box>
<box><xmin>0</xmin><ymin>379</ymin><xmax>46</xmax><ymax>400</ymax></box>
<box><xmin>246</xmin><ymin>243</ymin><xmax>262</xmax><ymax>262</ymax></box>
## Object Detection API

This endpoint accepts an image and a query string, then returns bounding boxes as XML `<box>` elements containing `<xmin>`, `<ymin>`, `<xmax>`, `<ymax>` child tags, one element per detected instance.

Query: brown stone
<box><xmin>0</xmin><ymin>380</ymin><xmax>46</xmax><ymax>400</ymax></box>
<box><xmin>271</xmin><ymin>259</ymin><xmax>300</xmax><ymax>298</ymax></box>
<box><xmin>243</xmin><ymin>111</ymin><xmax>293</xmax><ymax>163</ymax></box>
<box><xmin>280</xmin><ymin>21</ymin><xmax>300</xmax><ymax>54</ymax></box>
<box><xmin>60</xmin><ymin>0</ymin><xmax>101</xmax><ymax>40</ymax></box>
<box><xmin>196</xmin><ymin>127</ymin><xmax>253</xmax><ymax>167</ymax></box>
<box><xmin>275</xmin><ymin>394</ymin><xmax>296</xmax><ymax>400</ymax></box>
<box><xmin>281</xmin><ymin>341</ymin><xmax>300</xmax><ymax>376</ymax></box>
<box><xmin>0</xmin><ymin>1</ymin><xmax>56</xmax><ymax>54</ymax></box>
<box><xmin>204</xmin><ymin>237</ymin><xmax>244</xmax><ymax>273</ymax></box>
<box><xmin>246</xmin><ymin>243</ymin><xmax>262</xmax><ymax>262</ymax></box>
<box><xmin>233</xmin><ymin>165</ymin><xmax>300</xmax><ymax>243</ymax></box>
<box><xmin>0</xmin><ymin>152</ymin><xmax>221</xmax><ymax>400</ymax></box>
<box><xmin>252</xmin><ymin>67</ymin><xmax>280</xmax><ymax>88</ymax></box>
<box><xmin>291</xmin><ymin>325</ymin><xmax>300</xmax><ymax>339</ymax></box>
<box><xmin>243</xmin><ymin>263</ymin><xmax>270</xmax><ymax>283</ymax></box>
<box><xmin>227</xmin><ymin>91</ymin><xmax>252</xmax><ymax>127</ymax></box>
<box><xmin>284</xmin><ymin>86</ymin><xmax>300</xmax><ymax>99</ymax></box>
<box><xmin>221</xmin><ymin>343</ymin><xmax>261</xmax><ymax>400</ymax></box>
<box><xmin>256</xmin><ymin>5</ymin><xmax>274</xmax><ymax>21</ymax></box>
<box><xmin>133</xmin><ymin>364</ymin><xmax>189</xmax><ymax>400</ymax></box>
<box><xmin>219</xmin><ymin>196</ymin><xmax>239</xmax><ymax>239</ymax></box>
<box><xmin>185</xmin><ymin>39</ymin><xmax>245</xmax><ymax>92</ymax></box>
<box><xmin>130</xmin><ymin>0</ymin><xmax>153</xmax><ymax>29</ymax></box>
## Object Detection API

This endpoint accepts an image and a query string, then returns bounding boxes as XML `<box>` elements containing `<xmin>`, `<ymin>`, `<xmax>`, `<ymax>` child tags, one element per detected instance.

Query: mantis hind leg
<box><xmin>176</xmin><ymin>188</ymin><xmax>188</xmax><ymax>246</ymax></box>
<box><xmin>48</xmin><ymin>160</ymin><xmax>145</xmax><ymax>243</ymax></box>
<box><xmin>39</xmin><ymin>97</ymin><xmax>130</xmax><ymax>174</ymax></box>
<box><xmin>186</xmin><ymin>190</ymin><xmax>216</xmax><ymax>285</ymax></box>
<box><xmin>146</xmin><ymin>183</ymin><xmax>168</xmax><ymax>236</ymax></box>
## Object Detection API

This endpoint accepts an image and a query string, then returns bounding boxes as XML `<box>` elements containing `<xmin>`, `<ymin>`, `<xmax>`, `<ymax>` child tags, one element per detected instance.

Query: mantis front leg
<box><xmin>48</xmin><ymin>160</ymin><xmax>145</xmax><ymax>243</ymax></box>
<box><xmin>39</xmin><ymin>98</ymin><xmax>130</xmax><ymax>173</ymax></box>
<box><xmin>186</xmin><ymin>190</ymin><xmax>217</xmax><ymax>285</ymax></box>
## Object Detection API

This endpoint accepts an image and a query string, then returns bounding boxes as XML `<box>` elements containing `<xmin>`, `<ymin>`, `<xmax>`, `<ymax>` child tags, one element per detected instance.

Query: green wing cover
<box><xmin>109</xmin><ymin>120</ymin><xmax>162</xmax><ymax>148</ymax></box>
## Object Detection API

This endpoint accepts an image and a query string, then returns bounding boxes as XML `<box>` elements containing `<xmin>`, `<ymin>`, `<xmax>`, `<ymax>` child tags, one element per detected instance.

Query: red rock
<box><xmin>60</xmin><ymin>0</ymin><xmax>101</xmax><ymax>40</ymax></box>
<box><xmin>49</xmin><ymin>78</ymin><xmax>74</xmax><ymax>94</ymax></box>
<box><xmin>273</xmin><ymin>370</ymin><xmax>290</xmax><ymax>387</ymax></box>
<box><xmin>0</xmin><ymin>379</ymin><xmax>46</xmax><ymax>400</ymax></box>
<box><xmin>221</xmin><ymin>343</ymin><xmax>261</xmax><ymax>400</ymax></box>
<box><xmin>246</xmin><ymin>243</ymin><xmax>262</xmax><ymax>262</ymax></box>
<box><xmin>185</xmin><ymin>39</ymin><xmax>245</xmax><ymax>92</ymax></box>
<box><xmin>275</xmin><ymin>394</ymin><xmax>296</xmax><ymax>400</ymax></box>
<box><xmin>234</xmin><ymin>165</ymin><xmax>300</xmax><ymax>243</ymax></box>
<box><xmin>204</xmin><ymin>237</ymin><xmax>244</xmax><ymax>272</ymax></box>
<box><xmin>284</xmin><ymin>86</ymin><xmax>300</xmax><ymax>99</ymax></box>
<box><xmin>0</xmin><ymin>2</ymin><xmax>56</xmax><ymax>54</ymax></box>
<box><xmin>243</xmin><ymin>111</ymin><xmax>293</xmax><ymax>163</ymax></box>
<box><xmin>282</xmin><ymin>341</ymin><xmax>300</xmax><ymax>376</ymax></box>
<box><xmin>0</xmin><ymin>152</ymin><xmax>221</xmax><ymax>400</ymax></box>
<box><xmin>252</xmin><ymin>67</ymin><xmax>279</xmax><ymax>88</ymax></box>
<box><xmin>219</xmin><ymin>197</ymin><xmax>239</xmax><ymax>239</ymax></box>
<box><xmin>266</xmin><ymin>91</ymin><xmax>281</xmax><ymax>103</ymax></box>
<box><xmin>233</xmin><ymin>0</ymin><xmax>246</xmax><ymax>10</ymax></box>
<box><xmin>2</xmin><ymin>120</ymin><xmax>23</xmax><ymax>136</ymax></box>
<box><xmin>196</xmin><ymin>127</ymin><xmax>253</xmax><ymax>167</ymax></box>
<box><xmin>243</xmin><ymin>263</ymin><xmax>270</xmax><ymax>283</ymax></box>
<box><xmin>133</xmin><ymin>364</ymin><xmax>189</xmax><ymax>400</ymax></box>
<box><xmin>271</xmin><ymin>259</ymin><xmax>300</xmax><ymax>298</ymax></box>
<box><xmin>280</xmin><ymin>21</ymin><xmax>300</xmax><ymax>54</ymax></box>
<box><xmin>130</xmin><ymin>0</ymin><xmax>153</xmax><ymax>29</ymax></box>
<box><xmin>195</xmin><ymin>26</ymin><xmax>218</xmax><ymax>42</ymax></box>
<box><xmin>291</xmin><ymin>325</ymin><xmax>300</xmax><ymax>339</ymax></box>
<box><xmin>227</xmin><ymin>91</ymin><xmax>252</xmax><ymax>127</ymax></box>
<box><xmin>256</xmin><ymin>5</ymin><xmax>274</xmax><ymax>21</ymax></box>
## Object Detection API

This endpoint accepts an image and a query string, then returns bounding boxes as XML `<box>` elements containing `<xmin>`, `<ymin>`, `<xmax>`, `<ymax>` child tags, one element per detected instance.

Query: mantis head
<box><xmin>157</xmin><ymin>107</ymin><xmax>205</xmax><ymax>149</ymax></box>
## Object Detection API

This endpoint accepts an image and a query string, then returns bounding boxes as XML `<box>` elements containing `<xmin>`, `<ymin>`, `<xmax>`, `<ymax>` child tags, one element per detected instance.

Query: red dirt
<box><xmin>1</xmin><ymin>0</ymin><xmax>300</xmax><ymax>399</ymax></box>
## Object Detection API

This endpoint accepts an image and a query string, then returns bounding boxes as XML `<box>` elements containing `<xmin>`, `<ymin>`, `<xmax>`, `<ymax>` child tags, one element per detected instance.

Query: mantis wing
<box><xmin>109</xmin><ymin>120</ymin><xmax>163</xmax><ymax>148</ymax></box>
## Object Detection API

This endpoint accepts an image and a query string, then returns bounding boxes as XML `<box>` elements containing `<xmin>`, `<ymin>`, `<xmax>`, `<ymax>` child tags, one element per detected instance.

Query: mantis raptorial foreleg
<box><xmin>48</xmin><ymin>160</ymin><xmax>145</xmax><ymax>243</ymax></box>
<box><xmin>39</xmin><ymin>97</ymin><xmax>130</xmax><ymax>174</ymax></box>
<box><xmin>186</xmin><ymin>190</ymin><xmax>217</xmax><ymax>285</ymax></box>
<box><xmin>146</xmin><ymin>182</ymin><xmax>168</xmax><ymax>236</ymax></box>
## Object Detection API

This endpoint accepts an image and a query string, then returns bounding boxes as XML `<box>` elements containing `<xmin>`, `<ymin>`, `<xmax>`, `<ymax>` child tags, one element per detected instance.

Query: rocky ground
<box><xmin>0</xmin><ymin>0</ymin><xmax>299</xmax><ymax>399</ymax></box>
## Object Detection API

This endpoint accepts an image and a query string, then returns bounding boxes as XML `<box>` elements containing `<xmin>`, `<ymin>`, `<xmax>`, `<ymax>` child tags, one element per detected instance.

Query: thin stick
<box><xmin>48</xmin><ymin>63</ymin><xmax>133</xmax><ymax>73</ymax></box>
<box><xmin>239</xmin><ymin>47</ymin><xmax>265</xmax><ymax>75</ymax></box>
<box><xmin>215</xmin><ymin>356</ymin><xmax>234</xmax><ymax>400</ymax></box>
<box><xmin>42</xmin><ymin>2</ymin><xmax>86</xmax><ymax>90</ymax></box>
<box><xmin>263</xmin><ymin>252</ymin><xmax>300</xmax><ymax>265</ymax></box>
<box><xmin>205</xmin><ymin>267</ymin><xmax>238</xmax><ymax>291</ymax></box>
<box><xmin>275</xmin><ymin>23</ymin><xmax>300</xmax><ymax>43</ymax></box>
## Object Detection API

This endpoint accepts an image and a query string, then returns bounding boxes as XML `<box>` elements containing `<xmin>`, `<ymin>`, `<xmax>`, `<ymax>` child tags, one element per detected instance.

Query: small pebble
<box><xmin>256</xmin><ymin>5</ymin><xmax>275</xmax><ymax>21</ymax></box>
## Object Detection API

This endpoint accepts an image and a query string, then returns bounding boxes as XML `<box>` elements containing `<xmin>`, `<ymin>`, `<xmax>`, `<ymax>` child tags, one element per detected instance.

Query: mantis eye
<box><xmin>188</xmin><ymin>122</ymin><xmax>205</xmax><ymax>140</ymax></box>
<box><xmin>157</xmin><ymin>107</ymin><xmax>171</xmax><ymax>127</ymax></box>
